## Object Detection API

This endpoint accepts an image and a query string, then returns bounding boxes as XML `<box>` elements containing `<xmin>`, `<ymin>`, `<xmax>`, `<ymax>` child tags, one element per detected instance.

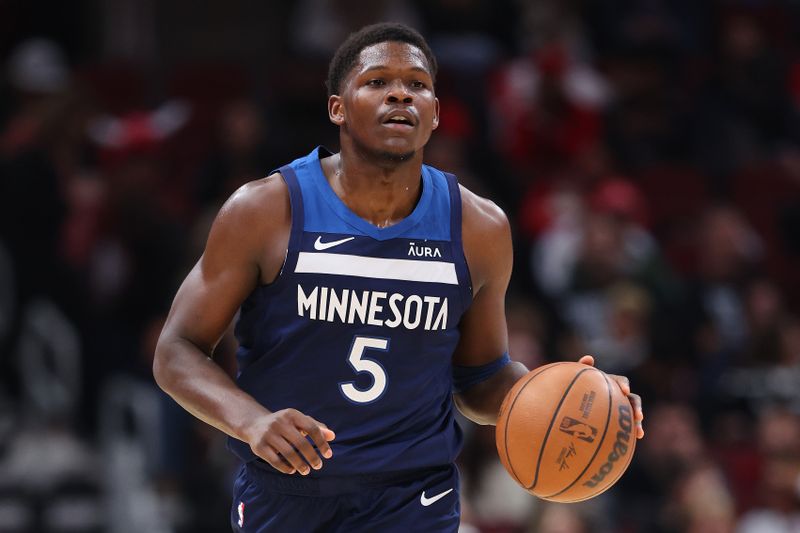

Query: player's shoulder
<box><xmin>223</xmin><ymin>172</ymin><xmax>288</xmax><ymax>214</ymax></box>
<box><xmin>217</xmin><ymin>172</ymin><xmax>289</xmax><ymax>226</ymax></box>
<box><xmin>458</xmin><ymin>184</ymin><xmax>512</xmax><ymax>290</ymax></box>
<box><xmin>209</xmin><ymin>172</ymin><xmax>291</xmax><ymax>250</ymax></box>
<box><xmin>459</xmin><ymin>184</ymin><xmax>510</xmax><ymax>240</ymax></box>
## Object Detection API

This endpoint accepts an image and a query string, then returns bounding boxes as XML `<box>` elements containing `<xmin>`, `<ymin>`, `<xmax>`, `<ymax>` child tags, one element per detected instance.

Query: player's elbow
<box><xmin>152</xmin><ymin>344</ymin><xmax>168</xmax><ymax>392</ymax></box>
<box><xmin>152</xmin><ymin>335</ymin><xmax>179</xmax><ymax>393</ymax></box>
<box><xmin>453</xmin><ymin>390</ymin><xmax>497</xmax><ymax>426</ymax></box>
<box><xmin>452</xmin><ymin>361</ymin><xmax>529</xmax><ymax>426</ymax></box>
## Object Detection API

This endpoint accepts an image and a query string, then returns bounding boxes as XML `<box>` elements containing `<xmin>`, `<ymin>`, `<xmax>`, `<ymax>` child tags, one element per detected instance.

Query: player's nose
<box><xmin>385</xmin><ymin>80</ymin><xmax>412</xmax><ymax>104</ymax></box>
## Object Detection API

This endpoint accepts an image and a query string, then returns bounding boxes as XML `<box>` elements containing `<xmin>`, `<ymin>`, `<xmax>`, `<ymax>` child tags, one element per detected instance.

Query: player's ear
<box><xmin>431</xmin><ymin>97</ymin><xmax>440</xmax><ymax>131</ymax></box>
<box><xmin>328</xmin><ymin>95</ymin><xmax>344</xmax><ymax>126</ymax></box>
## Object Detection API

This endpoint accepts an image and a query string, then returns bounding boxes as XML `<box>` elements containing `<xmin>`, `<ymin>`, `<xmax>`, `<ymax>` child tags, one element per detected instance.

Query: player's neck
<box><xmin>321</xmin><ymin>150</ymin><xmax>424</xmax><ymax>229</ymax></box>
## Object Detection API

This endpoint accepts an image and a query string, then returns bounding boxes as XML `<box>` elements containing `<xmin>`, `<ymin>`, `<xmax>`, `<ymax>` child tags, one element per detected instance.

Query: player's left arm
<box><xmin>451</xmin><ymin>187</ymin><xmax>527</xmax><ymax>425</ymax></box>
<box><xmin>452</xmin><ymin>187</ymin><xmax>644</xmax><ymax>437</ymax></box>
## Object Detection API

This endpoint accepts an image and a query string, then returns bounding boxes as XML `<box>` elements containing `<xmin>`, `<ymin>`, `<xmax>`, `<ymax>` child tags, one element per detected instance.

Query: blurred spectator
<box><xmin>742</xmin><ymin>278</ymin><xmax>785</xmax><ymax>366</ymax></box>
<box><xmin>694</xmin><ymin>9</ymin><xmax>795</xmax><ymax>182</ymax></box>
<box><xmin>525</xmin><ymin>174</ymin><xmax>648</xmax><ymax>292</ymax></box>
<box><xmin>719</xmin><ymin>316</ymin><xmax>800</xmax><ymax>415</ymax></box>
<box><xmin>418</xmin><ymin>0</ymin><xmax>518</xmax><ymax>74</ymax></box>
<box><xmin>603</xmin><ymin>49</ymin><xmax>694</xmax><ymax>171</ymax></box>
<box><xmin>194</xmin><ymin>98</ymin><xmax>276</xmax><ymax>210</ymax></box>
<box><xmin>617</xmin><ymin>403</ymin><xmax>709</xmax><ymax>532</ymax></box>
<box><xmin>580</xmin><ymin>0</ymin><xmax>710</xmax><ymax>56</ymax></box>
<box><xmin>736</xmin><ymin>409</ymin><xmax>800</xmax><ymax>533</ymax></box>
<box><xmin>424</xmin><ymin>108</ymin><xmax>488</xmax><ymax>198</ymax></box>
<box><xmin>530</xmin><ymin>177</ymin><xmax>678</xmax><ymax>374</ymax></box>
<box><xmin>505</xmin><ymin>297</ymin><xmax>546</xmax><ymax>371</ymax></box>
<box><xmin>1</xmin><ymin>38</ymin><xmax>77</xmax><ymax>299</ymax></box>
<box><xmin>668</xmin><ymin>463</ymin><xmax>736</xmax><ymax>533</ymax></box>
<box><xmin>289</xmin><ymin>0</ymin><xmax>421</xmax><ymax>59</ymax></box>
<box><xmin>684</xmin><ymin>206</ymin><xmax>764</xmax><ymax>365</ymax></box>
<box><xmin>489</xmin><ymin>40</ymin><xmax>608</xmax><ymax>178</ymax></box>
<box><xmin>0</xmin><ymin>37</ymin><xmax>111</xmax><ymax>533</ymax></box>
<box><xmin>5</xmin><ymin>37</ymin><xmax>69</xmax><ymax>97</ymax></box>
<box><xmin>0</xmin><ymin>37</ymin><xmax>94</xmax><ymax>409</ymax></box>
<box><xmin>526</xmin><ymin>178</ymin><xmax>585</xmax><ymax>297</ymax></box>
<box><xmin>578</xmin><ymin>281</ymin><xmax>652</xmax><ymax>374</ymax></box>
<box><xmin>528</xmin><ymin>502</ymin><xmax>603</xmax><ymax>533</ymax></box>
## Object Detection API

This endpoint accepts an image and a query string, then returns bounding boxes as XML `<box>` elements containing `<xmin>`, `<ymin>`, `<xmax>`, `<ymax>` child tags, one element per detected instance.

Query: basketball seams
<box><xmin>542</xmin><ymin>368</ymin><xmax>613</xmax><ymax>500</ymax></box>
<box><xmin>528</xmin><ymin>368</ymin><xmax>592</xmax><ymax>490</ymax></box>
<box><xmin>500</xmin><ymin>362</ymin><xmax>569</xmax><ymax>488</ymax></box>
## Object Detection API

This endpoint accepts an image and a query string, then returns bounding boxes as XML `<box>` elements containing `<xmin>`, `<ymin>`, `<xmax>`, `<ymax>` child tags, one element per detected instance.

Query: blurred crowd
<box><xmin>1</xmin><ymin>1</ymin><xmax>800</xmax><ymax>532</ymax></box>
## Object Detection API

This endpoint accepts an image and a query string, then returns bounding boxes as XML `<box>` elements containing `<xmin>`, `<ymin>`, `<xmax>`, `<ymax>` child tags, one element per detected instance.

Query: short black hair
<box><xmin>326</xmin><ymin>22</ymin><xmax>437</xmax><ymax>97</ymax></box>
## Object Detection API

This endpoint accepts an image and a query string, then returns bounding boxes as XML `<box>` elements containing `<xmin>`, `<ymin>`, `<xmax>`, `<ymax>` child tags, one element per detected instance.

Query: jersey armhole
<box><xmin>444</xmin><ymin>172</ymin><xmax>473</xmax><ymax>308</ymax></box>
<box><xmin>259</xmin><ymin>164</ymin><xmax>304</xmax><ymax>291</ymax></box>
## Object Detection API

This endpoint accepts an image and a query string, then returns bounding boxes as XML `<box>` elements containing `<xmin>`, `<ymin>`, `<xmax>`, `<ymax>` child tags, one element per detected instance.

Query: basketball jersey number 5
<box><xmin>339</xmin><ymin>336</ymin><xmax>390</xmax><ymax>404</ymax></box>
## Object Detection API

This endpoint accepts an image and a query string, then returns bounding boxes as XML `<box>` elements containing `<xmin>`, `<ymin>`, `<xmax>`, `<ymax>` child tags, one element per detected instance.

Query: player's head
<box><xmin>326</xmin><ymin>23</ymin><xmax>437</xmax><ymax>98</ymax></box>
<box><xmin>326</xmin><ymin>23</ymin><xmax>440</xmax><ymax>164</ymax></box>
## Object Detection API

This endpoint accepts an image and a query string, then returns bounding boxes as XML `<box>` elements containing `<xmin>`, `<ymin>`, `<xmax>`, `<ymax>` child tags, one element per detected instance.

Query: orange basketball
<box><xmin>495</xmin><ymin>362</ymin><xmax>636</xmax><ymax>502</ymax></box>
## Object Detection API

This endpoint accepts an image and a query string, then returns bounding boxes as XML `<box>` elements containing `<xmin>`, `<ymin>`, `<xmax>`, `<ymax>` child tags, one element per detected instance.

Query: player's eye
<box><xmin>367</xmin><ymin>79</ymin><xmax>385</xmax><ymax>87</ymax></box>
<box><xmin>410</xmin><ymin>80</ymin><xmax>427</xmax><ymax>89</ymax></box>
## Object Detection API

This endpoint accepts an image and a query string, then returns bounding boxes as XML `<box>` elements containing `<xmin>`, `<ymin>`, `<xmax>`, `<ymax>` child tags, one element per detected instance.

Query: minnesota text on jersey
<box><xmin>297</xmin><ymin>284</ymin><xmax>449</xmax><ymax>331</ymax></box>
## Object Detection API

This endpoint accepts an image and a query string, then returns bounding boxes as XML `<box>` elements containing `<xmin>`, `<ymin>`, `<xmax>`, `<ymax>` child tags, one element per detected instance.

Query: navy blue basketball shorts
<box><xmin>230</xmin><ymin>462</ymin><xmax>460</xmax><ymax>532</ymax></box>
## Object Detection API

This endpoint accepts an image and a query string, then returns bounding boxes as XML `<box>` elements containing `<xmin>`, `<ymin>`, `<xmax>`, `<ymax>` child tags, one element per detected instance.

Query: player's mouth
<box><xmin>381</xmin><ymin>110</ymin><xmax>416</xmax><ymax>130</ymax></box>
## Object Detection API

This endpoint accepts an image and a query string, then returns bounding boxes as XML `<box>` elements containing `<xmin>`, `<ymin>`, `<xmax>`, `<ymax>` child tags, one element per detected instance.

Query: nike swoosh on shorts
<box><xmin>420</xmin><ymin>488</ymin><xmax>453</xmax><ymax>507</ymax></box>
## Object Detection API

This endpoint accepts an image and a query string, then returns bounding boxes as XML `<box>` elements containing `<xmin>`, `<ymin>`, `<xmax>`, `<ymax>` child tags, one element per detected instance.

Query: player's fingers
<box><xmin>627</xmin><ymin>393</ymin><xmax>644</xmax><ymax>439</ymax></box>
<box><xmin>609</xmin><ymin>374</ymin><xmax>631</xmax><ymax>395</ymax></box>
<box><xmin>578</xmin><ymin>355</ymin><xmax>595</xmax><ymax>367</ymax></box>
<box><xmin>316</xmin><ymin>421</ymin><xmax>336</xmax><ymax>441</ymax></box>
<box><xmin>288</xmin><ymin>430</ymin><xmax>325</xmax><ymax>471</ymax></box>
<box><xmin>258</xmin><ymin>447</ymin><xmax>296</xmax><ymax>475</ymax></box>
<box><xmin>305</xmin><ymin>417</ymin><xmax>336</xmax><ymax>441</ymax></box>
<box><xmin>274</xmin><ymin>437</ymin><xmax>311</xmax><ymax>475</ymax></box>
<box><xmin>299</xmin><ymin>418</ymin><xmax>335</xmax><ymax>460</ymax></box>
<box><xmin>628</xmin><ymin>393</ymin><xmax>643</xmax><ymax>420</ymax></box>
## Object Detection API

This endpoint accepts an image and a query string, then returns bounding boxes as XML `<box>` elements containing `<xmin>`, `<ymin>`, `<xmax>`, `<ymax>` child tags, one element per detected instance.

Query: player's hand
<box><xmin>244</xmin><ymin>408</ymin><xmax>336</xmax><ymax>475</ymax></box>
<box><xmin>578</xmin><ymin>355</ymin><xmax>644</xmax><ymax>439</ymax></box>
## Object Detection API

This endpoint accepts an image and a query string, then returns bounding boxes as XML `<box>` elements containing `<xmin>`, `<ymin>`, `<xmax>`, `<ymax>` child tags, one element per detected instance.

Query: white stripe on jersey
<box><xmin>295</xmin><ymin>252</ymin><xmax>458</xmax><ymax>285</ymax></box>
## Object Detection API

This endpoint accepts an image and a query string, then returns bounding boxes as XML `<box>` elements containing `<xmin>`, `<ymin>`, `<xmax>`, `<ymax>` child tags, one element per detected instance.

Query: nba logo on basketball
<box><xmin>559</xmin><ymin>416</ymin><xmax>598</xmax><ymax>443</ymax></box>
<box><xmin>237</xmin><ymin>501</ymin><xmax>245</xmax><ymax>528</ymax></box>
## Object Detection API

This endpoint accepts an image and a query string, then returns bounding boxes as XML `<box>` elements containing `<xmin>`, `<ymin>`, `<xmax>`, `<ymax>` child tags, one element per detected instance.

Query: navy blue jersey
<box><xmin>227</xmin><ymin>147</ymin><xmax>472</xmax><ymax>477</ymax></box>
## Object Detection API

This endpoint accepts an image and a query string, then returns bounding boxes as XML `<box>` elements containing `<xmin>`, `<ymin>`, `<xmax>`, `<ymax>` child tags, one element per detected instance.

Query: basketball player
<box><xmin>153</xmin><ymin>23</ymin><xmax>643</xmax><ymax>532</ymax></box>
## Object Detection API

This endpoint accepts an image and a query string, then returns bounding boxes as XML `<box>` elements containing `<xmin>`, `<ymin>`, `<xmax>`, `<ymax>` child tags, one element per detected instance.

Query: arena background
<box><xmin>1</xmin><ymin>0</ymin><xmax>800</xmax><ymax>531</ymax></box>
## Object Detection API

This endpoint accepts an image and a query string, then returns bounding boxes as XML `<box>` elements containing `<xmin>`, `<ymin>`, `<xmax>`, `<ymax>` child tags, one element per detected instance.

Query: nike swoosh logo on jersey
<box><xmin>313</xmin><ymin>236</ymin><xmax>355</xmax><ymax>251</ymax></box>
<box><xmin>420</xmin><ymin>488</ymin><xmax>453</xmax><ymax>507</ymax></box>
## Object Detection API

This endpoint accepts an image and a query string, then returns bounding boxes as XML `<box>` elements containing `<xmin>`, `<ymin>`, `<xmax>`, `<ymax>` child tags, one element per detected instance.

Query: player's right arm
<box><xmin>153</xmin><ymin>174</ymin><xmax>334</xmax><ymax>475</ymax></box>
